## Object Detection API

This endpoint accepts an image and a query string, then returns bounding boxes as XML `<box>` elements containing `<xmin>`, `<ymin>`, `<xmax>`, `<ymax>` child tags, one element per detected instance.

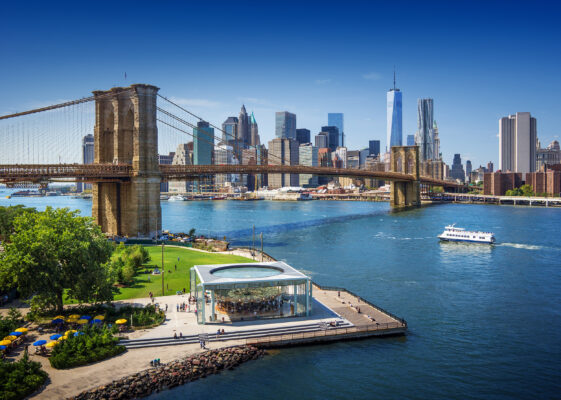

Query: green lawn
<box><xmin>113</xmin><ymin>246</ymin><xmax>254</xmax><ymax>300</ymax></box>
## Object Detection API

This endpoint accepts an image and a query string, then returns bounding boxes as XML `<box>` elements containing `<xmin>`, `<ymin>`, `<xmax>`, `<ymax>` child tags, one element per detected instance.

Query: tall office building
<box><xmin>328</xmin><ymin>113</ymin><xmax>344</xmax><ymax>147</ymax></box>
<box><xmin>466</xmin><ymin>160</ymin><xmax>472</xmax><ymax>182</ymax></box>
<box><xmin>158</xmin><ymin>152</ymin><xmax>175</xmax><ymax>192</ymax></box>
<box><xmin>296</xmin><ymin>128</ymin><xmax>311</xmax><ymax>144</ymax></box>
<box><xmin>299</xmin><ymin>143</ymin><xmax>319</xmax><ymax>187</ymax></box>
<box><xmin>169</xmin><ymin>143</ymin><xmax>193</xmax><ymax>193</ymax></box>
<box><xmin>315</xmin><ymin>132</ymin><xmax>328</xmax><ymax>148</ymax></box>
<box><xmin>359</xmin><ymin>148</ymin><xmax>370</xmax><ymax>168</ymax></box>
<box><xmin>347</xmin><ymin>150</ymin><xmax>360</xmax><ymax>169</ymax></box>
<box><xmin>249</xmin><ymin>112</ymin><xmax>260</xmax><ymax>146</ymax></box>
<box><xmin>499</xmin><ymin>112</ymin><xmax>537</xmax><ymax>174</ymax></box>
<box><xmin>193</xmin><ymin>121</ymin><xmax>214</xmax><ymax>192</ymax></box>
<box><xmin>433</xmin><ymin>120</ymin><xmax>441</xmax><ymax>159</ymax></box>
<box><xmin>77</xmin><ymin>134</ymin><xmax>94</xmax><ymax>192</ymax></box>
<box><xmin>487</xmin><ymin>161</ymin><xmax>494</xmax><ymax>173</ymax></box>
<box><xmin>221</xmin><ymin>116</ymin><xmax>238</xmax><ymax>146</ymax></box>
<box><xmin>268</xmin><ymin>138</ymin><xmax>299</xmax><ymax>188</ymax></box>
<box><xmin>369</xmin><ymin>140</ymin><xmax>380</xmax><ymax>157</ymax></box>
<box><xmin>214</xmin><ymin>143</ymin><xmax>239</xmax><ymax>188</ymax></box>
<box><xmin>386</xmin><ymin>72</ymin><xmax>402</xmax><ymax>151</ymax></box>
<box><xmin>450</xmin><ymin>154</ymin><xmax>465</xmax><ymax>182</ymax></box>
<box><xmin>322</xmin><ymin>126</ymin><xmax>340</xmax><ymax>152</ymax></box>
<box><xmin>407</xmin><ymin>134</ymin><xmax>415</xmax><ymax>146</ymax></box>
<box><xmin>238</xmin><ymin>105</ymin><xmax>250</xmax><ymax>146</ymax></box>
<box><xmin>275</xmin><ymin>111</ymin><xmax>296</xmax><ymax>140</ymax></box>
<box><xmin>335</xmin><ymin>147</ymin><xmax>347</xmax><ymax>168</ymax></box>
<box><xmin>416</xmin><ymin>98</ymin><xmax>434</xmax><ymax>162</ymax></box>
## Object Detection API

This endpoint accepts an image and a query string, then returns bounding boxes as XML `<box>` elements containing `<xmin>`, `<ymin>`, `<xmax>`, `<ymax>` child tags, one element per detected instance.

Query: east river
<box><xmin>1</xmin><ymin>191</ymin><xmax>560</xmax><ymax>399</ymax></box>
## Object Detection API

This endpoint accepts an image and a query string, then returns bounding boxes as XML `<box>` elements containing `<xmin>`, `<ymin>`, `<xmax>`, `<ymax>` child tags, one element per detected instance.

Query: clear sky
<box><xmin>1</xmin><ymin>0</ymin><xmax>560</xmax><ymax>167</ymax></box>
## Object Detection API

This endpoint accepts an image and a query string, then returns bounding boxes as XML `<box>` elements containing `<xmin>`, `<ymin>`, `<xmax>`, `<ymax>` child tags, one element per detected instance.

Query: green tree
<box><xmin>519</xmin><ymin>184</ymin><xmax>535</xmax><ymax>197</ymax></box>
<box><xmin>0</xmin><ymin>205</ymin><xmax>36</xmax><ymax>242</ymax></box>
<box><xmin>0</xmin><ymin>207</ymin><xmax>114</xmax><ymax>313</ymax></box>
<box><xmin>188</xmin><ymin>228</ymin><xmax>196</xmax><ymax>237</ymax></box>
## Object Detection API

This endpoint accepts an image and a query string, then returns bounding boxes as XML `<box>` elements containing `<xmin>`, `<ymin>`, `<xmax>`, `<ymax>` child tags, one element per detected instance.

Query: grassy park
<box><xmin>113</xmin><ymin>246</ymin><xmax>254</xmax><ymax>301</ymax></box>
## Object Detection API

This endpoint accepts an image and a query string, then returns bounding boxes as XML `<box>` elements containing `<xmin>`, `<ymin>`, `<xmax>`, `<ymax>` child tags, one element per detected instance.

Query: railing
<box><xmin>312</xmin><ymin>283</ymin><xmax>408</xmax><ymax>326</ymax></box>
<box><xmin>229</xmin><ymin>246</ymin><xmax>277</xmax><ymax>262</ymax></box>
<box><xmin>244</xmin><ymin>322</ymin><xmax>406</xmax><ymax>346</ymax></box>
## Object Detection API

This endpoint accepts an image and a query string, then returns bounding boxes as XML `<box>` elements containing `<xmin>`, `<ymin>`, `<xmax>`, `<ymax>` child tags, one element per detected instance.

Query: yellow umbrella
<box><xmin>94</xmin><ymin>315</ymin><xmax>105</xmax><ymax>321</ymax></box>
<box><xmin>77</xmin><ymin>319</ymin><xmax>89</xmax><ymax>325</ymax></box>
<box><xmin>115</xmin><ymin>319</ymin><xmax>127</xmax><ymax>325</ymax></box>
<box><xmin>57</xmin><ymin>336</ymin><xmax>67</xmax><ymax>341</ymax></box>
<box><xmin>0</xmin><ymin>340</ymin><xmax>11</xmax><ymax>346</ymax></box>
<box><xmin>54</xmin><ymin>315</ymin><xmax>66</xmax><ymax>320</ymax></box>
<box><xmin>68</xmin><ymin>314</ymin><xmax>80</xmax><ymax>319</ymax></box>
<box><xmin>3</xmin><ymin>336</ymin><xmax>17</xmax><ymax>341</ymax></box>
<box><xmin>46</xmin><ymin>341</ymin><xmax>57</xmax><ymax>348</ymax></box>
<box><xmin>66</xmin><ymin>318</ymin><xmax>78</xmax><ymax>323</ymax></box>
<box><xmin>65</xmin><ymin>330</ymin><xmax>77</xmax><ymax>336</ymax></box>
<box><xmin>15</xmin><ymin>328</ymin><xmax>28</xmax><ymax>334</ymax></box>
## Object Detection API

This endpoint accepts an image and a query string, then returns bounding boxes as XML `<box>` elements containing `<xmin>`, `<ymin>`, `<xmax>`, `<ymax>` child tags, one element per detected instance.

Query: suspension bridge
<box><xmin>0</xmin><ymin>84</ymin><xmax>462</xmax><ymax>238</ymax></box>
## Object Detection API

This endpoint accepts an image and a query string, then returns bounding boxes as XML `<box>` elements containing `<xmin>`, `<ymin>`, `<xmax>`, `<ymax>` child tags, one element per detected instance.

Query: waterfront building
<box><xmin>536</xmin><ymin>140</ymin><xmax>561</xmax><ymax>170</ymax></box>
<box><xmin>526</xmin><ymin>169</ymin><xmax>561</xmax><ymax>196</ymax></box>
<box><xmin>369</xmin><ymin>140</ymin><xmax>380</xmax><ymax>157</ymax></box>
<box><xmin>190</xmin><ymin>261</ymin><xmax>312</xmax><ymax>325</ymax></box>
<box><xmin>268</xmin><ymin>138</ymin><xmax>299</xmax><ymax>188</ymax></box>
<box><xmin>322</xmin><ymin>126</ymin><xmax>340</xmax><ymax>152</ymax></box>
<box><xmin>335</xmin><ymin>146</ymin><xmax>347</xmax><ymax>168</ymax></box>
<box><xmin>318</xmin><ymin>147</ymin><xmax>332</xmax><ymax>185</ymax></box>
<box><xmin>169</xmin><ymin>143</ymin><xmax>194</xmax><ymax>193</ymax></box>
<box><xmin>158</xmin><ymin>152</ymin><xmax>175</xmax><ymax>192</ymax></box>
<box><xmin>466</xmin><ymin>160</ymin><xmax>472</xmax><ymax>182</ymax></box>
<box><xmin>221</xmin><ymin>116</ymin><xmax>238</xmax><ymax>146</ymax></box>
<box><xmin>406</xmin><ymin>134</ymin><xmax>415</xmax><ymax>146</ymax></box>
<box><xmin>386</xmin><ymin>73</ymin><xmax>402</xmax><ymax>151</ymax></box>
<box><xmin>484</xmin><ymin>171</ymin><xmax>523</xmax><ymax>195</ymax></box>
<box><xmin>499</xmin><ymin>112</ymin><xmax>537</xmax><ymax>174</ymax></box>
<box><xmin>299</xmin><ymin>143</ymin><xmax>319</xmax><ymax>187</ymax></box>
<box><xmin>347</xmin><ymin>150</ymin><xmax>360</xmax><ymax>169</ymax></box>
<box><xmin>77</xmin><ymin>134</ymin><xmax>94</xmax><ymax>192</ymax></box>
<box><xmin>416</xmin><ymin>98</ymin><xmax>435</xmax><ymax>162</ymax></box>
<box><xmin>296</xmin><ymin>128</ymin><xmax>311</xmax><ymax>145</ymax></box>
<box><xmin>315</xmin><ymin>132</ymin><xmax>328</xmax><ymax>148</ymax></box>
<box><xmin>275</xmin><ymin>111</ymin><xmax>296</xmax><ymax>140</ymax></box>
<box><xmin>450</xmin><ymin>154</ymin><xmax>465</xmax><ymax>182</ymax></box>
<box><xmin>328</xmin><ymin>113</ymin><xmax>344</xmax><ymax>147</ymax></box>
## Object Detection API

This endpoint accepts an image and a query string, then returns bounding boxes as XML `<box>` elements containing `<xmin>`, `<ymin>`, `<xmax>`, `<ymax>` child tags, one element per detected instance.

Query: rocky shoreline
<box><xmin>68</xmin><ymin>346</ymin><xmax>265</xmax><ymax>400</ymax></box>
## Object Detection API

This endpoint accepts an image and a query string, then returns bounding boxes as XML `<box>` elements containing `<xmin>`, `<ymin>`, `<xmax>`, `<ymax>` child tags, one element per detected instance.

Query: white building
<box><xmin>499</xmin><ymin>112</ymin><xmax>537</xmax><ymax>174</ymax></box>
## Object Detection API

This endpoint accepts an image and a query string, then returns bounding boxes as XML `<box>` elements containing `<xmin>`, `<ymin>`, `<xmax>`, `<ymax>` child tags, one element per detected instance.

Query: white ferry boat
<box><xmin>438</xmin><ymin>224</ymin><xmax>495</xmax><ymax>244</ymax></box>
<box><xmin>168</xmin><ymin>195</ymin><xmax>187</xmax><ymax>202</ymax></box>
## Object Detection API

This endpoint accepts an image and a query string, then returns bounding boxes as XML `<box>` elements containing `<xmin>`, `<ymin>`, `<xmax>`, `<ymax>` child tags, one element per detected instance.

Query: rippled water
<box><xmin>2</xmin><ymin>191</ymin><xmax>560</xmax><ymax>399</ymax></box>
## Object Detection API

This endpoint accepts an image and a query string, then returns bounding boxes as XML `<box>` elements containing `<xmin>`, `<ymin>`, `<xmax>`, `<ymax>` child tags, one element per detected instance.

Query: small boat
<box><xmin>160</xmin><ymin>195</ymin><xmax>169</xmax><ymax>201</ymax></box>
<box><xmin>168</xmin><ymin>195</ymin><xmax>187</xmax><ymax>202</ymax></box>
<box><xmin>438</xmin><ymin>224</ymin><xmax>495</xmax><ymax>244</ymax></box>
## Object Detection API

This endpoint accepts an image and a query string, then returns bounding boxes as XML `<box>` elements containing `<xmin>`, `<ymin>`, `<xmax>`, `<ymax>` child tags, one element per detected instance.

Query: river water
<box><xmin>1</xmin><ymin>191</ymin><xmax>560</xmax><ymax>399</ymax></box>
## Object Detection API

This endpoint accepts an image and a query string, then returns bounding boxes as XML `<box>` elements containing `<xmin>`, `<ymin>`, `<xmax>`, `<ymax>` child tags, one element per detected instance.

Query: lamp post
<box><xmin>161</xmin><ymin>242</ymin><xmax>165</xmax><ymax>296</ymax></box>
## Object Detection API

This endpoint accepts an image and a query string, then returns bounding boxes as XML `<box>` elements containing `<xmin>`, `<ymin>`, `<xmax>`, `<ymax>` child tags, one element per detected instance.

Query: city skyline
<box><xmin>1</xmin><ymin>1</ymin><xmax>560</xmax><ymax>168</ymax></box>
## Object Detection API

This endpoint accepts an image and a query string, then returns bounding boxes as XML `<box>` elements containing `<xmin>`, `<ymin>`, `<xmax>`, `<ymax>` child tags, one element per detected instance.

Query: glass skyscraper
<box><xmin>369</xmin><ymin>140</ymin><xmax>380</xmax><ymax>157</ymax></box>
<box><xmin>416</xmin><ymin>98</ymin><xmax>434</xmax><ymax>162</ymax></box>
<box><xmin>386</xmin><ymin>84</ymin><xmax>402</xmax><ymax>151</ymax></box>
<box><xmin>328</xmin><ymin>113</ymin><xmax>344</xmax><ymax>147</ymax></box>
<box><xmin>275</xmin><ymin>111</ymin><xmax>296</xmax><ymax>140</ymax></box>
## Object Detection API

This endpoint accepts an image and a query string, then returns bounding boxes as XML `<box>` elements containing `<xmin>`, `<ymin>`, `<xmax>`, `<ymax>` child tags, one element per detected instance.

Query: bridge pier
<box><xmin>389</xmin><ymin>146</ymin><xmax>420</xmax><ymax>208</ymax></box>
<box><xmin>92</xmin><ymin>84</ymin><xmax>161</xmax><ymax>238</ymax></box>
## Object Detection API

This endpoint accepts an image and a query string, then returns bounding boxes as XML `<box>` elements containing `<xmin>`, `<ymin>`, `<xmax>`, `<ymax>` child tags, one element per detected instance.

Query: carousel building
<box><xmin>190</xmin><ymin>261</ymin><xmax>313</xmax><ymax>324</ymax></box>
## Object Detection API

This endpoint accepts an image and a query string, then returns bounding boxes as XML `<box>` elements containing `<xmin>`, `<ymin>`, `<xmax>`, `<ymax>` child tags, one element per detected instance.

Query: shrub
<box><xmin>0</xmin><ymin>308</ymin><xmax>22</xmax><ymax>339</ymax></box>
<box><xmin>0</xmin><ymin>349</ymin><xmax>48</xmax><ymax>400</ymax></box>
<box><xmin>49</xmin><ymin>325</ymin><xmax>126</xmax><ymax>369</ymax></box>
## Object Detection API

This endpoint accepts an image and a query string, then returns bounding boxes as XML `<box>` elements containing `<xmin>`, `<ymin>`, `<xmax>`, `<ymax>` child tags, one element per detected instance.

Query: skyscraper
<box><xmin>169</xmin><ymin>143</ymin><xmax>193</xmax><ymax>193</ymax></box>
<box><xmin>193</xmin><ymin>121</ymin><xmax>214</xmax><ymax>166</ymax></box>
<box><xmin>249</xmin><ymin>112</ymin><xmax>260</xmax><ymax>146</ymax></box>
<box><xmin>299</xmin><ymin>143</ymin><xmax>319</xmax><ymax>187</ymax></box>
<box><xmin>416</xmin><ymin>98</ymin><xmax>434</xmax><ymax>162</ymax></box>
<box><xmin>328</xmin><ymin>113</ymin><xmax>344</xmax><ymax>147</ymax></box>
<box><xmin>77</xmin><ymin>134</ymin><xmax>94</xmax><ymax>192</ymax></box>
<box><xmin>275</xmin><ymin>111</ymin><xmax>296</xmax><ymax>140</ymax></box>
<box><xmin>321</xmin><ymin>126</ymin><xmax>339</xmax><ymax>152</ymax></box>
<box><xmin>238</xmin><ymin>105</ymin><xmax>250</xmax><ymax>146</ymax></box>
<box><xmin>221</xmin><ymin>116</ymin><xmax>238</xmax><ymax>146</ymax></box>
<box><xmin>466</xmin><ymin>160</ymin><xmax>472</xmax><ymax>182</ymax></box>
<box><xmin>433</xmin><ymin>120</ymin><xmax>441</xmax><ymax>160</ymax></box>
<box><xmin>499</xmin><ymin>112</ymin><xmax>537</xmax><ymax>174</ymax></box>
<box><xmin>296</xmin><ymin>128</ymin><xmax>311</xmax><ymax>144</ymax></box>
<box><xmin>158</xmin><ymin>152</ymin><xmax>175</xmax><ymax>192</ymax></box>
<box><xmin>315</xmin><ymin>132</ymin><xmax>328</xmax><ymax>148</ymax></box>
<box><xmin>369</xmin><ymin>140</ymin><xmax>380</xmax><ymax>157</ymax></box>
<box><xmin>406</xmin><ymin>135</ymin><xmax>415</xmax><ymax>146</ymax></box>
<box><xmin>268</xmin><ymin>138</ymin><xmax>299</xmax><ymax>188</ymax></box>
<box><xmin>386</xmin><ymin>71</ymin><xmax>402</xmax><ymax>151</ymax></box>
<box><xmin>450</xmin><ymin>154</ymin><xmax>465</xmax><ymax>182</ymax></box>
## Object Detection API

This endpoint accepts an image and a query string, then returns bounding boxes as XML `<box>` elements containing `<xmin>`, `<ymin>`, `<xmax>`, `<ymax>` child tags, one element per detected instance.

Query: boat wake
<box><xmin>497</xmin><ymin>243</ymin><xmax>544</xmax><ymax>251</ymax></box>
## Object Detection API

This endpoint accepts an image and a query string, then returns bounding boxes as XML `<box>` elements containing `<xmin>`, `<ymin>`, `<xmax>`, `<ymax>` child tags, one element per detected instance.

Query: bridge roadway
<box><xmin>0</xmin><ymin>163</ymin><xmax>462</xmax><ymax>189</ymax></box>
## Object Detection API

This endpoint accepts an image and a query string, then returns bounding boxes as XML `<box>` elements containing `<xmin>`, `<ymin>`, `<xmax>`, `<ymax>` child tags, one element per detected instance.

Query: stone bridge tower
<box><xmin>92</xmin><ymin>84</ymin><xmax>161</xmax><ymax>238</ymax></box>
<box><xmin>390</xmin><ymin>146</ymin><xmax>421</xmax><ymax>208</ymax></box>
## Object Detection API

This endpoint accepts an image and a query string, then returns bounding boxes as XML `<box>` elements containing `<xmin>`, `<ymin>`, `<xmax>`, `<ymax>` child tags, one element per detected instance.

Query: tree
<box><xmin>0</xmin><ymin>205</ymin><xmax>36</xmax><ymax>242</ymax></box>
<box><xmin>188</xmin><ymin>228</ymin><xmax>196</xmax><ymax>237</ymax></box>
<box><xmin>0</xmin><ymin>207</ymin><xmax>114</xmax><ymax>313</ymax></box>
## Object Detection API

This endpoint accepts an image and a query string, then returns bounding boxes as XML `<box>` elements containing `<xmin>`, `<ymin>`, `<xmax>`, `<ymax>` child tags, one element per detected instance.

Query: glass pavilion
<box><xmin>190</xmin><ymin>261</ymin><xmax>312</xmax><ymax>325</ymax></box>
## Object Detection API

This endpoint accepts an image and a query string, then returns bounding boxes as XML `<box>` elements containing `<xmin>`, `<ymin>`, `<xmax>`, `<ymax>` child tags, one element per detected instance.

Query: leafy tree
<box><xmin>0</xmin><ymin>207</ymin><xmax>114</xmax><ymax>313</ymax></box>
<box><xmin>188</xmin><ymin>228</ymin><xmax>196</xmax><ymax>237</ymax></box>
<box><xmin>0</xmin><ymin>205</ymin><xmax>36</xmax><ymax>243</ymax></box>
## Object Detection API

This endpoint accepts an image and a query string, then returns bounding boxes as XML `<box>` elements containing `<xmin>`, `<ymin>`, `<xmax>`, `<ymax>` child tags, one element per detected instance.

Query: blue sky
<box><xmin>1</xmin><ymin>0</ymin><xmax>560</xmax><ymax>167</ymax></box>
